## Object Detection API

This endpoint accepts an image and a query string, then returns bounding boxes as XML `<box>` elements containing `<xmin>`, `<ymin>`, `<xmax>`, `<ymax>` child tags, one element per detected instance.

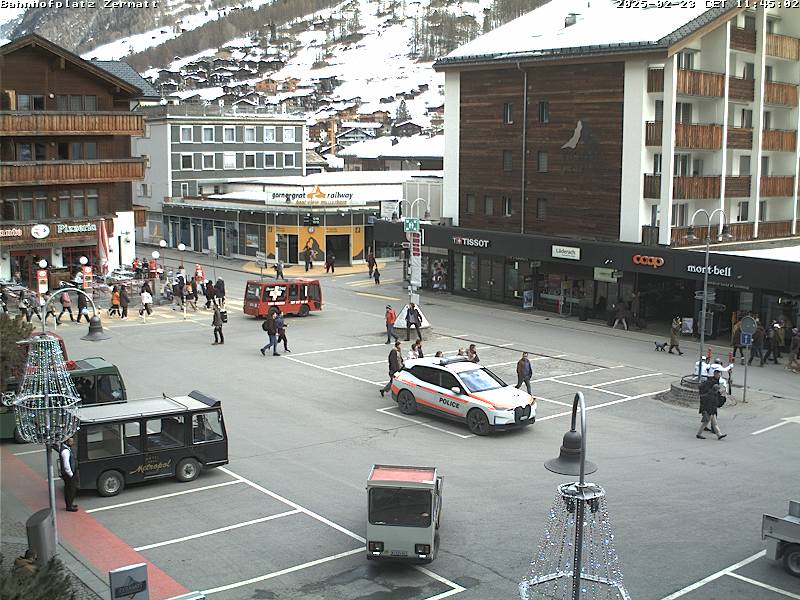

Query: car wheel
<box><xmin>298</xmin><ymin>304</ymin><xmax>310</xmax><ymax>317</ymax></box>
<box><xmin>467</xmin><ymin>408</ymin><xmax>491</xmax><ymax>436</ymax></box>
<box><xmin>397</xmin><ymin>390</ymin><xmax>417</xmax><ymax>415</ymax></box>
<box><xmin>784</xmin><ymin>544</ymin><xmax>800</xmax><ymax>577</ymax></box>
<box><xmin>97</xmin><ymin>470</ymin><xmax>124</xmax><ymax>497</ymax></box>
<box><xmin>176</xmin><ymin>458</ymin><xmax>201</xmax><ymax>483</ymax></box>
<box><xmin>13</xmin><ymin>427</ymin><xmax>27</xmax><ymax>444</ymax></box>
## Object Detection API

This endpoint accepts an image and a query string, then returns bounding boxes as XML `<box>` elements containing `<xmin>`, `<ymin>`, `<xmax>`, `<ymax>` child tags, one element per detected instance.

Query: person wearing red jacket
<box><xmin>385</xmin><ymin>304</ymin><xmax>398</xmax><ymax>344</ymax></box>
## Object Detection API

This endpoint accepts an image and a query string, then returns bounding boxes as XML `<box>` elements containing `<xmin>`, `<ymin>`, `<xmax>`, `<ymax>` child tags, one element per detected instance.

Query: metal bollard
<box><xmin>26</xmin><ymin>508</ymin><xmax>56</xmax><ymax>565</ymax></box>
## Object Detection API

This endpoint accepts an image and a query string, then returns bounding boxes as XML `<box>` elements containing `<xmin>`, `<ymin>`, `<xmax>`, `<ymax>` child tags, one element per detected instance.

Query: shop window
<box><xmin>264</xmin><ymin>126</ymin><xmax>276</xmax><ymax>142</ymax></box>
<box><xmin>455</xmin><ymin>254</ymin><xmax>479</xmax><ymax>293</ymax></box>
<box><xmin>503</xmin><ymin>102</ymin><xmax>513</xmax><ymax>124</ymax></box>
<box><xmin>17</xmin><ymin>94</ymin><xmax>45</xmax><ymax>111</ymax></box>
<box><xmin>264</xmin><ymin>152</ymin><xmax>276</xmax><ymax>168</ymax></box>
<box><xmin>244</xmin><ymin>153</ymin><xmax>256</xmax><ymax>168</ymax></box>
<box><xmin>193</xmin><ymin>411</ymin><xmax>224</xmax><ymax>444</ymax></box>
<box><xmin>537</xmin><ymin>151</ymin><xmax>548</xmax><ymax>173</ymax></box>
<box><xmin>223</xmin><ymin>126</ymin><xmax>236</xmax><ymax>143</ymax></box>
<box><xmin>502</xmin><ymin>195</ymin><xmax>513</xmax><ymax>217</ymax></box>
<box><xmin>180</xmin><ymin>154</ymin><xmax>194</xmax><ymax>170</ymax></box>
<box><xmin>538</xmin><ymin>101</ymin><xmax>549</xmax><ymax>123</ymax></box>
<box><xmin>202</xmin><ymin>126</ymin><xmax>215</xmax><ymax>142</ymax></box>
<box><xmin>484</xmin><ymin>196</ymin><xmax>494</xmax><ymax>216</ymax></box>
<box><xmin>283</xmin><ymin>126</ymin><xmax>296</xmax><ymax>143</ymax></box>
<box><xmin>84</xmin><ymin>95</ymin><xmax>97</xmax><ymax>111</ymax></box>
<box><xmin>502</xmin><ymin>150</ymin><xmax>513</xmax><ymax>172</ymax></box>
<box><xmin>180</xmin><ymin>126</ymin><xmax>193</xmax><ymax>142</ymax></box>
<box><xmin>465</xmin><ymin>193</ymin><xmax>476</xmax><ymax>214</ymax></box>
<box><xmin>146</xmin><ymin>416</ymin><xmax>185</xmax><ymax>450</ymax></box>
<box><xmin>737</xmin><ymin>201</ymin><xmax>749</xmax><ymax>222</ymax></box>
<box><xmin>124</xmin><ymin>422</ymin><xmax>141</xmax><ymax>454</ymax></box>
<box><xmin>536</xmin><ymin>197</ymin><xmax>547</xmax><ymax>220</ymax></box>
<box><xmin>223</xmin><ymin>152</ymin><xmax>236</xmax><ymax>169</ymax></box>
<box><xmin>86</xmin><ymin>423</ymin><xmax>123</xmax><ymax>459</ymax></box>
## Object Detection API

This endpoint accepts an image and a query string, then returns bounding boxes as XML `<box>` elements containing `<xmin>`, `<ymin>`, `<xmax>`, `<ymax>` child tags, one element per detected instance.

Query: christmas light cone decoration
<box><xmin>14</xmin><ymin>334</ymin><xmax>81</xmax><ymax>443</ymax></box>
<box><xmin>519</xmin><ymin>483</ymin><xmax>630</xmax><ymax>600</ymax></box>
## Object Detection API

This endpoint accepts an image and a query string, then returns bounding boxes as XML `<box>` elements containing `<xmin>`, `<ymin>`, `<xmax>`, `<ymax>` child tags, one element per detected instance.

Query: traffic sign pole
<box><xmin>739</xmin><ymin>319</ymin><xmax>756</xmax><ymax>404</ymax></box>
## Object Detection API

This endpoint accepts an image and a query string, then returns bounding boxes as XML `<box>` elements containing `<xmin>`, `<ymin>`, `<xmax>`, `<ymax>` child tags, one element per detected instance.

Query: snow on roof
<box><xmin>380</xmin><ymin>135</ymin><xmax>444</xmax><ymax>159</ymax></box>
<box><xmin>341</xmin><ymin>121</ymin><xmax>382</xmax><ymax>129</ymax></box>
<box><xmin>170</xmin><ymin>87</ymin><xmax>225</xmax><ymax>101</ymax></box>
<box><xmin>325</xmin><ymin>154</ymin><xmax>344</xmax><ymax>170</ymax></box>
<box><xmin>233</xmin><ymin>169</ymin><xmax>443</xmax><ymax>187</ymax></box>
<box><xmin>441</xmin><ymin>0</ymin><xmax>716</xmax><ymax>64</ymax></box>
<box><xmin>712</xmin><ymin>245</ymin><xmax>800</xmax><ymax>264</ymax></box>
<box><xmin>338</xmin><ymin>136</ymin><xmax>398</xmax><ymax>159</ymax></box>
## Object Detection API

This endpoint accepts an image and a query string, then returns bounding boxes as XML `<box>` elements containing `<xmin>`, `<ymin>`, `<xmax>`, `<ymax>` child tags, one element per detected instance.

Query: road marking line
<box><xmin>415</xmin><ymin>566</ymin><xmax>467</xmax><ymax>597</ymax></box>
<box><xmin>216</xmin><ymin>466</ymin><xmax>465</xmax><ymax>599</ymax></box>
<box><xmin>134</xmin><ymin>509</ymin><xmax>301</xmax><ymax>551</ymax></box>
<box><xmin>533</xmin><ymin>365</ymin><xmax>620</xmax><ymax>383</ymax></box>
<box><xmin>484</xmin><ymin>361</ymin><xmax>518</xmax><ymax>368</ymax></box>
<box><xmin>290</xmin><ymin>342</ymin><xmax>387</xmax><ymax>357</ymax></box>
<box><xmin>752</xmin><ymin>421</ymin><xmax>791</xmax><ymax>435</ymax></box>
<box><xmin>333</xmin><ymin>273</ymin><xmax>359</xmax><ymax>279</ymax></box>
<box><xmin>725</xmin><ymin>572</ymin><xmax>800</xmax><ymax>599</ymax></box>
<box><xmin>547</xmin><ymin>379</ymin><xmax>629</xmax><ymax>397</ymax></box>
<box><xmin>283</xmin><ymin>355</ymin><xmax>383</xmax><ymax>386</ymax></box>
<box><xmin>12</xmin><ymin>448</ymin><xmax>45</xmax><ymax>456</ymax></box>
<box><xmin>592</xmin><ymin>372</ymin><xmax>663</xmax><ymax>387</ymax></box>
<box><xmin>537</xmin><ymin>389</ymin><xmax>669</xmax><ymax>422</ymax></box>
<box><xmin>355</xmin><ymin>292</ymin><xmax>402</xmax><ymax>301</ymax></box>
<box><xmin>658</xmin><ymin>550</ymin><xmax>765</xmax><ymax>600</ymax></box>
<box><xmin>201</xmin><ymin>548</ymin><xmax>364</xmax><ymax>595</ymax></box>
<box><xmin>535</xmin><ymin>396</ymin><xmax>573</xmax><ymax>407</ymax></box>
<box><xmin>376</xmin><ymin>407</ymin><xmax>475</xmax><ymax>439</ymax></box>
<box><xmin>85</xmin><ymin>480</ymin><xmax>243</xmax><ymax>513</ymax></box>
<box><xmin>349</xmin><ymin>279</ymin><xmax>398</xmax><ymax>287</ymax></box>
<box><xmin>330</xmin><ymin>359</ymin><xmax>387</xmax><ymax>369</ymax></box>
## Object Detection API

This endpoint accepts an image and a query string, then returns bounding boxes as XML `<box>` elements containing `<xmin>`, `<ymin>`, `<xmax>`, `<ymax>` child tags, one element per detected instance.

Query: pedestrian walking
<box><xmin>763</xmin><ymin>323</ymin><xmax>780</xmax><ymax>364</ymax></box>
<box><xmin>59</xmin><ymin>438</ymin><xmax>78</xmax><ymax>511</ymax></box>
<box><xmin>696</xmin><ymin>371</ymin><xmax>727</xmax><ymax>440</ymax></box>
<box><xmin>405</xmin><ymin>302</ymin><xmax>422</xmax><ymax>341</ymax></box>
<box><xmin>373</xmin><ymin>266</ymin><xmax>381</xmax><ymax>285</ymax></box>
<box><xmin>384</xmin><ymin>304</ymin><xmax>398</xmax><ymax>344</ymax></box>
<box><xmin>379</xmin><ymin>342</ymin><xmax>403</xmax><ymax>398</ymax></box>
<box><xmin>467</xmin><ymin>344</ymin><xmax>480</xmax><ymax>363</ymax></box>
<box><xmin>776</xmin><ymin>320</ymin><xmax>786</xmax><ymax>358</ymax></box>
<box><xmin>631</xmin><ymin>292</ymin><xmax>642</xmax><ymax>329</ymax></box>
<box><xmin>119</xmin><ymin>286</ymin><xmax>130</xmax><ymax>320</ymax></box>
<box><xmin>56</xmin><ymin>290</ymin><xmax>74</xmax><ymax>324</ymax></box>
<box><xmin>0</xmin><ymin>285</ymin><xmax>10</xmax><ymax>314</ymax></box>
<box><xmin>215</xmin><ymin>277</ymin><xmax>226</xmax><ymax>308</ymax></box>
<box><xmin>273</xmin><ymin>260</ymin><xmax>287</xmax><ymax>281</ymax></box>
<box><xmin>18</xmin><ymin>291</ymin><xmax>38</xmax><ymax>323</ymax></box>
<box><xmin>186</xmin><ymin>280</ymin><xmax>198</xmax><ymax>311</ymax></box>
<box><xmin>325</xmin><ymin>251</ymin><xmax>336</xmax><ymax>273</ymax></box>
<box><xmin>276</xmin><ymin>310</ymin><xmax>290</xmax><ymax>352</ymax></box>
<box><xmin>76</xmin><ymin>290</ymin><xmax>89</xmax><ymax>323</ymax></box>
<box><xmin>407</xmin><ymin>342</ymin><xmax>419</xmax><ymax>360</ymax></box>
<box><xmin>612</xmin><ymin>299</ymin><xmax>628</xmax><ymax>331</ymax></box>
<box><xmin>260</xmin><ymin>312</ymin><xmax>280</xmax><ymax>356</ymax></box>
<box><xmin>139</xmin><ymin>288</ymin><xmax>153</xmax><ymax>317</ymax></box>
<box><xmin>731</xmin><ymin>318</ymin><xmax>745</xmax><ymax>360</ymax></box>
<box><xmin>416</xmin><ymin>341</ymin><xmax>424</xmax><ymax>358</ymax></box>
<box><xmin>748</xmin><ymin>322</ymin><xmax>766</xmax><ymax>366</ymax></box>
<box><xmin>367</xmin><ymin>251</ymin><xmax>376</xmax><ymax>279</ymax></box>
<box><xmin>42</xmin><ymin>292</ymin><xmax>57</xmax><ymax>324</ymax></box>
<box><xmin>668</xmin><ymin>317</ymin><xmax>684</xmax><ymax>355</ymax></box>
<box><xmin>202</xmin><ymin>280</ymin><xmax>212</xmax><ymax>309</ymax></box>
<box><xmin>304</xmin><ymin>247</ymin><xmax>313</xmax><ymax>272</ymax></box>
<box><xmin>516</xmin><ymin>351</ymin><xmax>533</xmax><ymax>394</ymax></box>
<box><xmin>791</xmin><ymin>328</ymin><xmax>800</xmax><ymax>360</ymax></box>
<box><xmin>108</xmin><ymin>286</ymin><xmax>121</xmax><ymax>317</ymax></box>
<box><xmin>212</xmin><ymin>304</ymin><xmax>224</xmax><ymax>345</ymax></box>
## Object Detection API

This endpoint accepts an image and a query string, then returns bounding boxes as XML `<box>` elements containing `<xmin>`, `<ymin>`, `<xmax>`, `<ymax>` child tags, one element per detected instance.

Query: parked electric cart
<box><xmin>366</xmin><ymin>465</ymin><xmax>443</xmax><ymax>563</ymax></box>
<box><xmin>75</xmin><ymin>391</ymin><xmax>228</xmax><ymax>497</ymax></box>
<box><xmin>762</xmin><ymin>500</ymin><xmax>800</xmax><ymax>577</ymax></box>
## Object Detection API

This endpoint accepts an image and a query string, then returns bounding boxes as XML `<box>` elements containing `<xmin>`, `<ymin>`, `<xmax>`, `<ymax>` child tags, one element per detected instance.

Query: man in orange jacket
<box><xmin>385</xmin><ymin>304</ymin><xmax>399</xmax><ymax>344</ymax></box>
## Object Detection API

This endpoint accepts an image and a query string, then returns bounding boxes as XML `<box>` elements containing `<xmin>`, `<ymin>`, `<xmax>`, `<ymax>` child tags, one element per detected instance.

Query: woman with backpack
<box><xmin>57</xmin><ymin>290</ymin><xmax>74</xmax><ymax>324</ymax></box>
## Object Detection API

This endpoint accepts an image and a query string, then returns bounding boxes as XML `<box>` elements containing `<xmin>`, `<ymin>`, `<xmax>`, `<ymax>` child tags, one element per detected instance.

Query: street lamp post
<box><xmin>685</xmin><ymin>209</ymin><xmax>733</xmax><ymax>381</ymax></box>
<box><xmin>177</xmin><ymin>243</ymin><xmax>187</xmax><ymax>319</ymax></box>
<box><xmin>10</xmin><ymin>288</ymin><xmax>109</xmax><ymax>554</ymax></box>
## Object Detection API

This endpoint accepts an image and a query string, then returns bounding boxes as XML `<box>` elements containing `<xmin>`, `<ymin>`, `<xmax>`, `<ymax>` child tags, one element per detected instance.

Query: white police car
<box><xmin>390</xmin><ymin>357</ymin><xmax>535</xmax><ymax>436</ymax></box>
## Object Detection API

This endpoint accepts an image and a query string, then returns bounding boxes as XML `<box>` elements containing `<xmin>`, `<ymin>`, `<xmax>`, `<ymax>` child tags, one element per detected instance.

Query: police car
<box><xmin>390</xmin><ymin>357</ymin><xmax>535</xmax><ymax>436</ymax></box>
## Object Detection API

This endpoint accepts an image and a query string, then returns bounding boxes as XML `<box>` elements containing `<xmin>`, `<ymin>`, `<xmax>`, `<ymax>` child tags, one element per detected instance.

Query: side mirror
<box><xmin>450</xmin><ymin>386</ymin><xmax>461</xmax><ymax>395</ymax></box>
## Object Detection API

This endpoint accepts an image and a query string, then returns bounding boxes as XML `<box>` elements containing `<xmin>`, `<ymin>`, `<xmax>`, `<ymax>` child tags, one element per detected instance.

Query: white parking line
<box><xmin>659</xmin><ymin>550</ymin><xmax>765</xmax><ymax>599</ymax></box>
<box><xmin>85</xmin><ymin>480</ymin><xmax>243</xmax><ymax>513</ymax></box>
<box><xmin>330</xmin><ymin>359</ymin><xmax>387</xmax><ymax>369</ymax></box>
<box><xmin>376</xmin><ymin>406</ymin><xmax>475</xmax><ymax>439</ymax></box>
<box><xmin>290</xmin><ymin>343</ymin><xmax>387</xmax><ymax>357</ymax></box>
<box><xmin>217</xmin><ymin>466</ymin><xmax>465</xmax><ymax>598</ymax></box>
<box><xmin>726</xmin><ymin>572</ymin><xmax>800</xmax><ymax>599</ymax></box>
<box><xmin>592</xmin><ymin>372</ymin><xmax>663</xmax><ymax>387</ymax></box>
<box><xmin>535</xmin><ymin>396</ymin><xmax>573</xmax><ymax>407</ymax></box>
<box><xmin>416</xmin><ymin>566</ymin><xmax>467</xmax><ymax>598</ymax></box>
<box><xmin>533</xmin><ymin>365</ymin><xmax>622</xmax><ymax>383</ymax></box>
<box><xmin>751</xmin><ymin>421</ymin><xmax>792</xmax><ymax>436</ymax></box>
<box><xmin>134</xmin><ymin>509</ymin><xmax>301</xmax><ymax>552</ymax></box>
<box><xmin>283</xmin><ymin>355</ymin><xmax>383</xmax><ymax>386</ymax></box>
<box><xmin>547</xmin><ymin>379</ymin><xmax>629</xmax><ymax>397</ymax></box>
<box><xmin>201</xmin><ymin>548</ymin><xmax>364</xmax><ymax>595</ymax></box>
<box><xmin>537</xmin><ymin>389</ymin><xmax>670</xmax><ymax>422</ymax></box>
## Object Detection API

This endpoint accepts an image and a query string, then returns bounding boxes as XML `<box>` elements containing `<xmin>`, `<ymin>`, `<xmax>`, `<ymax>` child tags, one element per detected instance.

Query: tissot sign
<box><xmin>452</xmin><ymin>236</ymin><xmax>490</xmax><ymax>248</ymax></box>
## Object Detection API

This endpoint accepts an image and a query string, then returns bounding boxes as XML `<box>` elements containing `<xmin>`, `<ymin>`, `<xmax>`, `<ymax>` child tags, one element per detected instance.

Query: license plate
<box><xmin>390</xmin><ymin>550</ymin><xmax>408</xmax><ymax>557</ymax></box>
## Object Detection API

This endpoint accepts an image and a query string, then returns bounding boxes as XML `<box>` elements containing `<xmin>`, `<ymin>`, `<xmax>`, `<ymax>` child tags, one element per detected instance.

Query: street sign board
<box><xmin>255</xmin><ymin>251</ymin><xmax>267</xmax><ymax>261</ymax></box>
<box><xmin>740</xmin><ymin>332</ymin><xmax>752</xmax><ymax>347</ymax></box>
<box><xmin>740</xmin><ymin>315</ymin><xmax>757</xmax><ymax>335</ymax></box>
<box><xmin>694</xmin><ymin>291</ymin><xmax>715</xmax><ymax>300</ymax></box>
<box><xmin>256</xmin><ymin>259</ymin><xmax>266</xmax><ymax>268</ymax></box>
<box><xmin>403</xmin><ymin>218</ymin><xmax>420</xmax><ymax>233</ymax></box>
<box><xmin>708</xmin><ymin>303</ymin><xmax>726</xmax><ymax>312</ymax></box>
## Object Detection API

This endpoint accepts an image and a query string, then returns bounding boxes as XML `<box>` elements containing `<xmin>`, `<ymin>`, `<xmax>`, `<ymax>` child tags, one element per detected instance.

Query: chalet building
<box><xmin>336</xmin><ymin>122</ymin><xmax>382</xmax><ymax>148</ymax></box>
<box><xmin>391</xmin><ymin>120</ymin><xmax>424</xmax><ymax>137</ymax></box>
<box><xmin>132</xmin><ymin>105</ymin><xmax>306</xmax><ymax>249</ymax></box>
<box><xmin>0</xmin><ymin>34</ymin><xmax>157</xmax><ymax>287</ymax></box>
<box><xmin>256</xmin><ymin>78</ymin><xmax>279</xmax><ymax>94</ymax></box>
<box><xmin>373</xmin><ymin>0</ymin><xmax>800</xmax><ymax>336</ymax></box>
<box><xmin>340</xmin><ymin>135</ymin><xmax>444</xmax><ymax>172</ymax></box>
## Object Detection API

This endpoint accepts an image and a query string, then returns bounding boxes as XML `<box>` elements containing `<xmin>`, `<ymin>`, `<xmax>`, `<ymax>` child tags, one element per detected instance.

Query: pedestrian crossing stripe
<box><xmin>348</xmin><ymin>279</ymin><xmax>398</xmax><ymax>288</ymax></box>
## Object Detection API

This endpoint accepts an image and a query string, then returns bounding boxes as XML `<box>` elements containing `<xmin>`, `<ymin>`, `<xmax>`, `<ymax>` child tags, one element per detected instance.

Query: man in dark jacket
<box><xmin>379</xmin><ymin>342</ymin><xmax>403</xmax><ymax>398</ymax></box>
<box><xmin>696</xmin><ymin>371</ymin><xmax>727</xmax><ymax>440</ymax></box>
<box><xmin>748</xmin><ymin>322</ymin><xmax>766</xmax><ymax>366</ymax></box>
<box><xmin>215</xmin><ymin>277</ymin><xmax>226</xmax><ymax>307</ymax></box>
<box><xmin>405</xmin><ymin>303</ymin><xmax>422</xmax><ymax>341</ymax></box>
<box><xmin>259</xmin><ymin>312</ymin><xmax>279</xmax><ymax>356</ymax></box>
<box><xmin>76</xmin><ymin>291</ymin><xmax>89</xmax><ymax>323</ymax></box>
<box><xmin>212</xmin><ymin>304</ymin><xmax>224</xmax><ymax>345</ymax></box>
<box><xmin>516</xmin><ymin>352</ymin><xmax>533</xmax><ymax>394</ymax></box>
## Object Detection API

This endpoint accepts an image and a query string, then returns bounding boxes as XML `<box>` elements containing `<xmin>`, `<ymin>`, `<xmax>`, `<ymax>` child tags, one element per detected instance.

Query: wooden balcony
<box><xmin>764</xmin><ymin>81</ymin><xmax>799</xmax><ymax>106</ymax></box>
<box><xmin>760</xmin><ymin>175</ymin><xmax>794</xmax><ymax>197</ymax></box>
<box><xmin>670</xmin><ymin>220</ymin><xmax>795</xmax><ymax>247</ymax></box>
<box><xmin>677</xmin><ymin>68</ymin><xmax>725</xmax><ymax>97</ymax></box>
<box><xmin>727</xmin><ymin>127</ymin><xmax>753</xmax><ymax>149</ymax></box>
<box><xmin>731</xmin><ymin>27</ymin><xmax>756</xmax><ymax>53</ymax></box>
<box><xmin>647</xmin><ymin>68</ymin><xmax>664</xmax><ymax>93</ymax></box>
<box><xmin>766</xmin><ymin>33</ymin><xmax>800</xmax><ymax>61</ymax></box>
<box><xmin>729</xmin><ymin>76</ymin><xmax>755</xmax><ymax>101</ymax></box>
<box><xmin>0</xmin><ymin>158</ymin><xmax>146</xmax><ymax>187</ymax></box>
<box><xmin>675</xmin><ymin>123</ymin><xmax>722</xmax><ymax>149</ymax></box>
<box><xmin>762</xmin><ymin>128</ymin><xmax>797</xmax><ymax>152</ymax></box>
<box><xmin>674</xmin><ymin>175</ymin><xmax>720</xmax><ymax>199</ymax></box>
<box><xmin>0</xmin><ymin>112</ymin><xmax>145</xmax><ymax>136</ymax></box>
<box><xmin>641</xmin><ymin>225</ymin><xmax>660</xmax><ymax>247</ymax></box>
<box><xmin>644</xmin><ymin>174</ymin><xmax>661</xmax><ymax>198</ymax></box>
<box><xmin>725</xmin><ymin>176</ymin><xmax>751</xmax><ymax>198</ymax></box>
<box><xmin>645</xmin><ymin>121</ymin><xmax>662</xmax><ymax>146</ymax></box>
